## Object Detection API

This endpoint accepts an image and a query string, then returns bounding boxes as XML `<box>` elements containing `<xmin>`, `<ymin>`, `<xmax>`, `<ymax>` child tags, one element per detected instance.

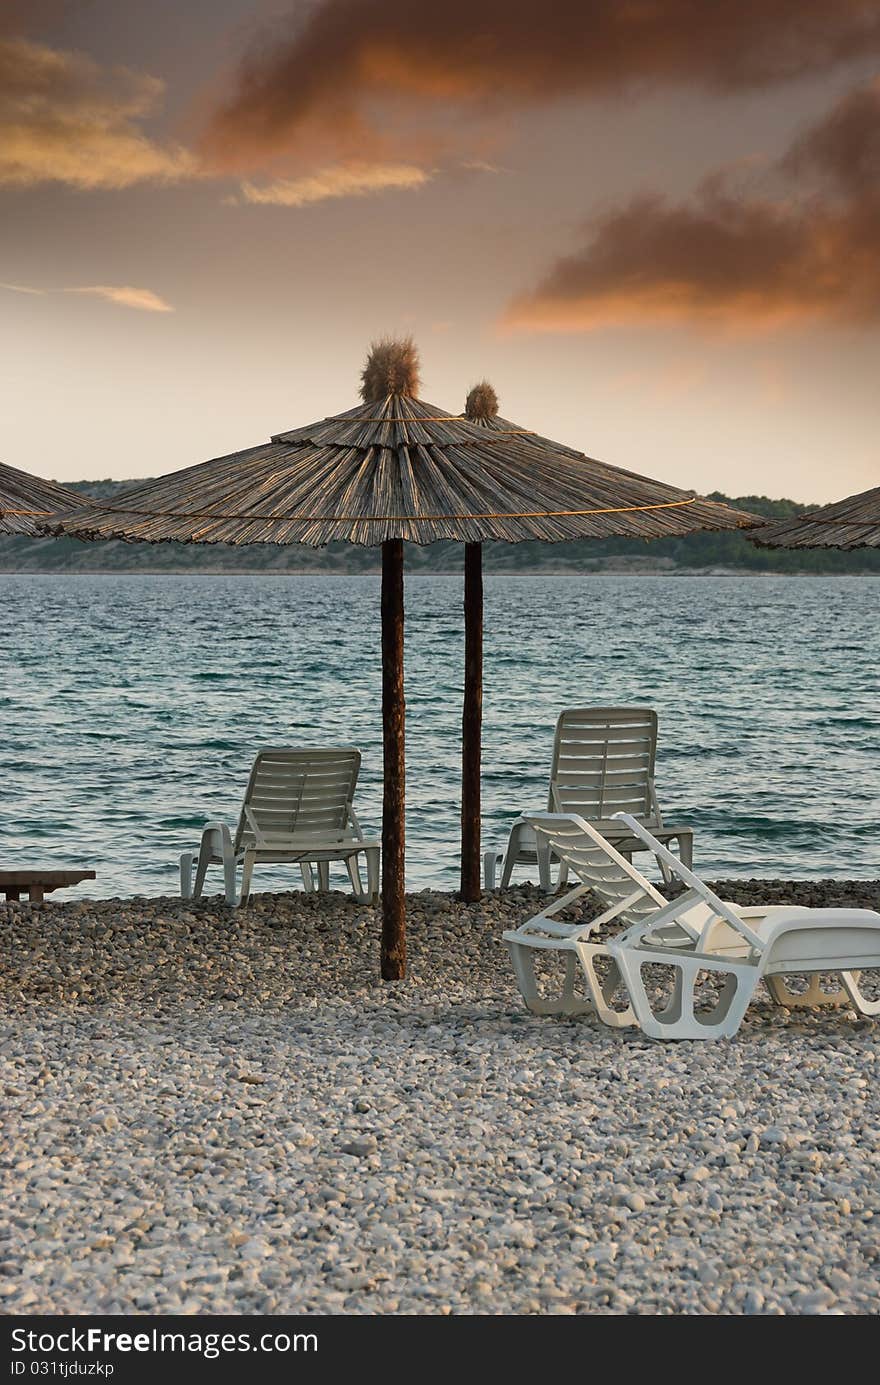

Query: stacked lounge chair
<box><xmin>503</xmin><ymin>812</ymin><xmax>880</xmax><ymax>1040</ymax></box>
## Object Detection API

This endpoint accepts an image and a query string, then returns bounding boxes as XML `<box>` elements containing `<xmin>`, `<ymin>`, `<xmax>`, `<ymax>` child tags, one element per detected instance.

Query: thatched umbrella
<box><xmin>751</xmin><ymin>484</ymin><xmax>880</xmax><ymax>550</ymax></box>
<box><xmin>48</xmin><ymin>339</ymin><xmax>757</xmax><ymax>978</ymax></box>
<box><xmin>0</xmin><ymin>461</ymin><xmax>84</xmax><ymax>536</ymax></box>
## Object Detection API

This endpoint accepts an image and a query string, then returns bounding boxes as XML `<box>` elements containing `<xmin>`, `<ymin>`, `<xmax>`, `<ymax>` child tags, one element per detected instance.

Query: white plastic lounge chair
<box><xmin>485</xmin><ymin>707</ymin><xmax>693</xmax><ymax>892</ymax></box>
<box><xmin>503</xmin><ymin>811</ymin><xmax>880</xmax><ymax>1040</ymax></box>
<box><xmin>179</xmin><ymin>747</ymin><xmax>380</xmax><ymax>907</ymax></box>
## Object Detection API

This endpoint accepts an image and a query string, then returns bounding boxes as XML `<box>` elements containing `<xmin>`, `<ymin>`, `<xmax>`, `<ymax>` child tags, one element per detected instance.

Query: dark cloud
<box><xmin>504</xmin><ymin>78</ymin><xmax>880</xmax><ymax>331</ymax></box>
<box><xmin>200</xmin><ymin>0</ymin><xmax>880</xmax><ymax>168</ymax></box>
<box><xmin>784</xmin><ymin>76</ymin><xmax>880</xmax><ymax>193</ymax></box>
<box><xmin>0</xmin><ymin>1</ymin><xmax>76</xmax><ymax>39</ymax></box>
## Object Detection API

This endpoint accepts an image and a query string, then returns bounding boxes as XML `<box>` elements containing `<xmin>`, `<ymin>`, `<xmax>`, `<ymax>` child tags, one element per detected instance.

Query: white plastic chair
<box><xmin>179</xmin><ymin>747</ymin><xmax>380</xmax><ymax>907</ymax></box>
<box><xmin>503</xmin><ymin>811</ymin><xmax>880</xmax><ymax>1040</ymax></box>
<box><xmin>485</xmin><ymin>707</ymin><xmax>693</xmax><ymax>892</ymax></box>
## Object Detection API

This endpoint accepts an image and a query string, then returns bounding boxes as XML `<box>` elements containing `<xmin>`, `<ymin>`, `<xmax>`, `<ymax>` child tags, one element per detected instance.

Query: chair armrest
<box><xmin>507</xmin><ymin>816</ymin><xmax>544</xmax><ymax>850</ymax></box>
<box><xmin>201</xmin><ymin>821</ymin><xmax>234</xmax><ymax>849</ymax></box>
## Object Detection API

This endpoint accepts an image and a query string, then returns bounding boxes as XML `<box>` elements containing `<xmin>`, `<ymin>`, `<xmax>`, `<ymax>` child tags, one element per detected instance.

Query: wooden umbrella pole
<box><xmin>381</xmin><ymin>538</ymin><xmax>407</xmax><ymax>979</ymax></box>
<box><xmin>460</xmin><ymin>541</ymin><xmax>483</xmax><ymax>902</ymax></box>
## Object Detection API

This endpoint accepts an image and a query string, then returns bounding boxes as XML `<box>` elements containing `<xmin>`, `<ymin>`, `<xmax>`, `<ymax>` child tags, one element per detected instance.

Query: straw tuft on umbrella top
<box><xmin>464</xmin><ymin>381</ymin><xmax>499</xmax><ymax>422</ymax></box>
<box><xmin>0</xmin><ymin>461</ymin><xmax>84</xmax><ymax>537</ymax></box>
<box><xmin>752</xmin><ymin>483</ymin><xmax>880</xmax><ymax>550</ymax></box>
<box><xmin>360</xmin><ymin>336</ymin><xmax>420</xmax><ymax>403</ymax></box>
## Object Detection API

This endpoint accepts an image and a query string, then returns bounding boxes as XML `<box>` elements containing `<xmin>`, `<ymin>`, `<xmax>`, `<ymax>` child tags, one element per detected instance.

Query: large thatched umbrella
<box><xmin>751</xmin><ymin>484</ymin><xmax>880</xmax><ymax>550</ymax></box>
<box><xmin>48</xmin><ymin>339</ymin><xmax>757</xmax><ymax>978</ymax></box>
<box><xmin>0</xmin><ymin>461</ymin><xmax>84</xmax><ymax>535</ymax></box>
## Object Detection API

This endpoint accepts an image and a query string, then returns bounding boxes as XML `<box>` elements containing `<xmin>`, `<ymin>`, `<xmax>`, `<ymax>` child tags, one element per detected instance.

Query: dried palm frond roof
<box><xmin>49</xmin><ymin>341</ymin><xmax>759</xmax><ymax>548</ymax></box>
<box><xmin>0</xmin><ymin>460</ymin><xmax>86</xmax><ymax>536</ymax></box>
<box><xmin>752</xmin><ymin>483</ymin><xmax>880</xmax><ymax>551</ymax></box>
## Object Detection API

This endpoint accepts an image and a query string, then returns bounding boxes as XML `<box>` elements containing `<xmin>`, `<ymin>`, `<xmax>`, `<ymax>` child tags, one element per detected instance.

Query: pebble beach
<box><xmin>2</xmin><ymin>880</ymin><xmax>879</xmax><ymax>1316</ymax></box>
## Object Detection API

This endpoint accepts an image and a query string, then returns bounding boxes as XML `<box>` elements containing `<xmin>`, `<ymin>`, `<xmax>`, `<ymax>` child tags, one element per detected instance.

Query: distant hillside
<box><xmin>1</xmin><ymin>481</ymin><xmax>877</xmax><ymax>574</ymax></box>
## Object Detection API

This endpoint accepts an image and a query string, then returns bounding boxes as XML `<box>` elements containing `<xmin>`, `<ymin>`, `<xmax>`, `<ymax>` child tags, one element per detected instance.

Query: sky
<box><xmin>1</xmin><ymin>0</ymin><xmax>879</xmax><ymax>502</ymax></box>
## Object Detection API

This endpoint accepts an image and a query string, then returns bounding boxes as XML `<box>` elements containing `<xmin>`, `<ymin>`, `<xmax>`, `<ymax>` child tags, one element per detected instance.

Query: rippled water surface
<box><xmin>1</xmin><ymin>574</ymin><xmax>877</xmax><ymax>896</ymax></box>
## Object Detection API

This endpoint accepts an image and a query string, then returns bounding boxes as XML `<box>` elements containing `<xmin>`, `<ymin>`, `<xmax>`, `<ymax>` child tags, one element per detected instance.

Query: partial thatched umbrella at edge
<box><xmin>47</xmin><ymin>340</ymin><xmax>758</xmax><ymax>979</ymax></box>
<box><xmin>750</xmin><ymin>483</ymin><xmax>880</xmax><ymax>551</ymax></box>
<box><xmin>0</xmin><ymin>460</ymin><xmax>86</xmax><ymax>536</ymax></box>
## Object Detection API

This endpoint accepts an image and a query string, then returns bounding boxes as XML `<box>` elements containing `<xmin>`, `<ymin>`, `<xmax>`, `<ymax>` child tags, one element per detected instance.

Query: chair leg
<box><xmin>193</xmin><ymin>838</ymin><xmax>214</xmax><ymax>900</ymax></box>
<box><xmin>573</xmin><ymin>942</ymin><xmax>636</xmax><ymax>1028</ymax></box>
<box><xmin>365</xmin><ymin>846</ymin><xmax>379</xmax><ymax>903</ymax></box>
<box><xmin>536</xmin><ymin>844</ymin><xmax>553</xmax><ymax>895</ymax></box>
<box><xmin>238</xmin><ymin>849</ymin><xmax>255</xmax><ymax>907</ymax></box>
<box><xmin>500</xmin><ymin>852</ymin><xmax>515</xmax><ymax>889</ymax></box>
<box><xmin>657</xmin><ymin>855</ymin><xmax>674</xmax><ymax>887</ymax></box>
<box><xmin>506</xmin><ymin>941</ymin><xmax>594</xmax><ymax>1017</ymax></box>
<box><xmin>316</xmin><ymin>861</ymin><xmax>330</xmax><ymax>892</ymax></box>
<box><xmin>346</xmin><ymin>853</ymin><xmax>375</xmax><ymax>904</ymax></box>
<box><xmin>300</xmin><ymin>863</ymin><xmax>316</xmax><ymax>892</ymax></box>
<box><xmin>484</xmin><ymin>850</ymin><xmax>501</xmax><ymax>891</ymax></box>
<box><xmin>839</xmin><ymin>970</ymin><xmax>880</xmax><ymax>1017</ymax></box>
<box><xmin>219</xmin><ymin>846</ymin><xmax>237</xmax><ymax>906</ymax></box>
<box><xmin>656</xmin><ymin>834</ymin><xmax>692</xmax><ymax>885</ymax></box>
<box><xmin>613</xmin><ymin>948</ymin><xmax>759</xmax><ymax>1040</ymax></box>
<box><xmin>765</xmin><ymin>973</ymin><xmax>853</xmax><ymax>1010</ymax></box>
<box><xmin>500</xmin><ymin>825</ymin><xmax>524</xmax><ymax>889</ymax></box>
<box><xmin>507</xmin><ymin>939</ymin><xmax>554</xmax><ymax>1015</ymax></box>
<box><xmin>180</xmin><ymin>853</ymin><xmax>194</xmax><ymax>899</ymax></box>
<box><xmin>346</xmin><ymin>854</ymin><xmax>363</xmax><ymax>898</ymax></box>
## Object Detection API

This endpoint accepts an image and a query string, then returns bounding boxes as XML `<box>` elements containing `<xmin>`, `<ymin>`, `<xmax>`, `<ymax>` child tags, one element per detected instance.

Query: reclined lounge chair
<box><xmin>485</xmin><ymin>707</ymin><xmax>693</xmax><ymax>892</ymax></box>
<box><xmin>179</xmin><ymin>747</ymin><xmax>380</xmax><ymax>906</ymax></box>
<box><xmin>503</xmin><ymin>811</ymin><xmax>880</xmax><ymax>1040</ymax></box>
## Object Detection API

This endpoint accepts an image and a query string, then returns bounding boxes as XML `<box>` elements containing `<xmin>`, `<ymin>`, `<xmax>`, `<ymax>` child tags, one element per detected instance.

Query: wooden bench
<box><xmin>0</xmin><ymin>870</ymin><xmax>96</xmax><ymax>903</ymax></box>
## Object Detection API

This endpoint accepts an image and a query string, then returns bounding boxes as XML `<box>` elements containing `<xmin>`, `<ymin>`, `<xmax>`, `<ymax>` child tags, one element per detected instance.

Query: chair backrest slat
<box><xmin>524</xmin><ymin>811</ymin><xmax>666</xmax><ymax>928</ymax></box>
<box><xmin>549</xmin><ymin>707</ymin><xmax>659</xmax><ymax>825</ymax></box>
<box><xmin>234</xmin><ymin>747</ymin><xmax>361</xmax><ymax>851</ymax></box>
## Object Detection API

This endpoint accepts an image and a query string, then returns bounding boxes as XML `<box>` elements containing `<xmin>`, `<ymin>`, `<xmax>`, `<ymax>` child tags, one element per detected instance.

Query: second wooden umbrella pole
<box><xmin>460</xmin><ymin>541</ymin><xmax>483</xmax><ymax>901</ymax></box>
<box><xmin>381</xmin><ymin>537</ymin><xmax>406</xmax><ymax>979</ymax></box>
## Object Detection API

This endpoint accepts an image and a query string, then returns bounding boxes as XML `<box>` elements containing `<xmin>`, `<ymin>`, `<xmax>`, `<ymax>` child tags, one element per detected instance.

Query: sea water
<box><xmin>1</xmin><ymin>573</ymin><xmax>877</xmax><ymax>897</ymax></box>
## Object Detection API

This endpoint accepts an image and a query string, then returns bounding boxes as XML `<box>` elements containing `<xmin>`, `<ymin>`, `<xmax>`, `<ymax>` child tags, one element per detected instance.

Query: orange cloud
<box><xmin>238</xmin><ymin>161</ymin><xmax>430</xmax><ymax>206</ymax></box>
<box><xmin>0</xmin><ymin>281</ymin><xmax>44</xmax><ymax>295</ymax></box>
<box><xmin>65</xmin><ymin>286</ymin><xmax>174</xmax><ymax>312</ymax></box>
<box><xmin>2</xmin><ymin>281</ymin><xmax>173</xmax><ymax>311</ymax></box>
<box><xmin>200</xmin><ymin>0</ymin><xmax>880</xmax><ymax>169</ymax></box>
<box><xmin>504</xmin><ymin>80</ymin><xmax>880</xmax><ymax>332</ymax></box>
<box><xmin>0</xmin><ymin>37</ymin><xmax>195</xmax><ymax>189</ymax></box>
